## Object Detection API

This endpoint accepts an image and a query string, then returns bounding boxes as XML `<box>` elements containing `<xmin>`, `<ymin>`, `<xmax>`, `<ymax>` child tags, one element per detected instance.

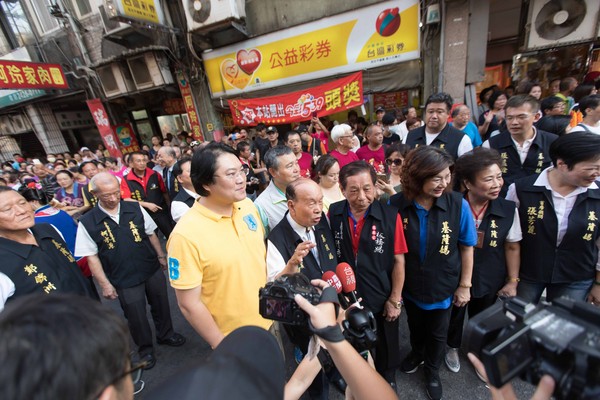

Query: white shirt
<box><xmin>570</xmin><ymin>123</ymin><xmax>600</xmax><ymax>135</ymax></box>
<box><xmin>74</xmin><ymin>203</ymin><xmax>157</xmax><ymax>257</ymax></box>
<box><xmin>266</xmin><ymin>213</ymin><xmax>318</xmax><ymax>282</ymax></box>
<box><xmin>416</xmin><ymin>129</ymin><xmax>473</xmax><ymax>157</ymax></box>
<box><xmin>171</xmin><ymin>187</ymin><xmax>200</xmax><ymax>223</ymax></box>
<box><xmin>482</xmin><ymin>130</ymin><xmax>537</xmax><ymax>164</ymax></box>
<box><xmin>506</xmin><ymin>167</ymin><xmax>600</xmax><ymax>270</ymax></box>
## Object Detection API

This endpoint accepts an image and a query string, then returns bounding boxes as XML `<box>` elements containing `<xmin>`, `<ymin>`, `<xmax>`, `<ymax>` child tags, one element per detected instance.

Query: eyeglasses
<box><xmin>94</xmin><ymin>359</ymin><xmax>147</xmax><ymax>398</ymax></box>
<box><xmin>386</xmin><ymin>158</ymin><xmax>403</xmax><ymax>166</ymax></box>
<box><xmin>340</xmin><ymin>135</ymin><xmax>354</xmax><ymax>139</ymax></box>
<box><xmin>505</xmin><ymin>114</ymin><xmax>532</xmax><ymax>122</ymax></box>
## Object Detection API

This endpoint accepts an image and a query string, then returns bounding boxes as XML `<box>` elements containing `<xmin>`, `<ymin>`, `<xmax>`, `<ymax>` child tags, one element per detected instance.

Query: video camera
<box><xmin>259</xmin><ymin>273</ymin><xmax>320</xmax><ymax>326</ymax></box>
<box><xmin>466</xmin><ymin>296</ymin><xmax>600</xmax><ymax>400</ymax></box>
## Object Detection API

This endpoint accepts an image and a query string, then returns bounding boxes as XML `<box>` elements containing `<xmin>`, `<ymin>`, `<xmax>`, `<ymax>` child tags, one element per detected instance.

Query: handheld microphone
<box><xmin>335</xmin><ymin>262</ymin><xmax>361</xmax><ymax>307</ymax></box>
<box><xmin>322</xmin><ymin>271</ymin><xmax>349</xmax><ymax>309</ymax></box>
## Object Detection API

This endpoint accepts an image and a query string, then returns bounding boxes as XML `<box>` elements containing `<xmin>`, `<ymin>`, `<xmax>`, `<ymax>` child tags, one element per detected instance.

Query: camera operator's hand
<box><xmin>586</xmin><ymin>283</ymin><xmax>600</xmax><ymax>307</ymax></box>
<box><xmin>454</xmin><ymin>286</ymin><xmax>471</xmax><ymax>307</ymax></box>
<box><xmin>467</xmin><ymin>353</ymin><xmax>555</xmax><ymax>400</ymax></box>
<box><xmin>294</xmin><ymin>279</ymin><xmax>337</xmax><ymax>329</ymax></box>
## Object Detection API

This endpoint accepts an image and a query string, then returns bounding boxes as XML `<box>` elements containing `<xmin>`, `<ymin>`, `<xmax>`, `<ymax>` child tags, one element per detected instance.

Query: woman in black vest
<box><xmin>389</xmin><ymin>146</ymin><xmax>477</xmax><ymax>400</ymax></box>
<box><xmin>444</xmin><ymin>147</ymin><xmax>522</xmax><ymax>377</ymax></box>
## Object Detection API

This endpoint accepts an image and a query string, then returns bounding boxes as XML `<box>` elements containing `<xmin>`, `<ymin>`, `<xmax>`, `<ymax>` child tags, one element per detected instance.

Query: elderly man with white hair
<box><xmin>329</xmin><ymin>123</ymin><xmax>359</xmax><ymax>168</ymax></box>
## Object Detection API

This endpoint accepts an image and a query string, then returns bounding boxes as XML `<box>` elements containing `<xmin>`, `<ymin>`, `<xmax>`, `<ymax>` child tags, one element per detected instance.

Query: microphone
<box><xmin>335</xmin><ymin>262</ymin><xmax>361</xmax><ymax>307</ymax></box>
<box><xmin>322</xmin><ymin>271</ymin><xmax>349</xmax><ymax>309</ymax></box>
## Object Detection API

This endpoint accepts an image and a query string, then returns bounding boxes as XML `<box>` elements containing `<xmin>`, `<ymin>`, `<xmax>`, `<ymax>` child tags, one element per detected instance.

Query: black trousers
<box><xmin>447</xmin><ymin>293</ymin><xmax>498</xmax><ymax>348</ymax></box>
<box><xmin>150</xmin><ymin>209</ymin><xmax>174</xmax><ymax>239</ymax></box>
<box><xmin>404</xmin><ymin>299</ymin><xmax>452</xmax><ymax>373</ymax></box>
<box><xmin>372</xmin><ymin>311</ymin><xmax>401</xmax><ymax>381</ymax></box>
<box><xmin>117</xmin><ymin>269</ymin><xmax>174</xmax><ymax>356</ymax></box>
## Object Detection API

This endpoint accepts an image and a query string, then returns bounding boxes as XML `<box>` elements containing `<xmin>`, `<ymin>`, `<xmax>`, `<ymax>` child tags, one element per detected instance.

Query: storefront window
<box><xmin>157</xmin><ymin>114</ymin><xmax>190</xmax><ymax>137</ymax></box>
<box><xmin>30</xmin><ymin>0</ymin><xmax>60</xmax><ymax>33</ymax></box>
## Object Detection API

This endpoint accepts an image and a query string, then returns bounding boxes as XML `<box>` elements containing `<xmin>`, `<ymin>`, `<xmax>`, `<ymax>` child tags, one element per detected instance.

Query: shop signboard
<box><xmin>0</xmin><ymin>89</ymin><xmax>46</xmax><ymax>108</ymax></box>
<box><xmin>113</xmin><ymin>123</ymin><xmax>141</xmax><ymax>154</ymax></box>
<box><xmin>373</xmin><ymin>91</ymin><xmax>409</xmax><ymax>110</ymax></box>
<box><xmin>163</xmin><ymin>98</ymin><xmax>186</xmax><ymax>115</ymax></box>
<box><xmin>203</xmin><ymin>0</ymin><xmax>419</xmax><ymax>97</ymax></box>
<box><xmin>86</xmin><ymin>99</ymin><xmax>123</xmax><ymax>159</ymax></box>
<box><xmin>0</xmin><ymin>60</ymin><xmax>68</xmax><ymax>90</ymax></box>
<box><xmin>228</xmin><ymin>71</ymin><xmax>362</xmax><ymax>126</ymax></box>
<box><xmin>105</xmin><ymin>0</ymin><xmax>166</xmax><ymax>26</ymax></box>
<box><xmin>175</xmin><ymin>69</ymin><xmax>204</xmax><ymax>140</ymax></box>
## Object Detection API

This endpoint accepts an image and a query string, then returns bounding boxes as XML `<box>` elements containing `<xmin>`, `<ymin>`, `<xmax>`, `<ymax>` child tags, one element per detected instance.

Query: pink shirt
<box><xmin>330</xmin><ymin>150</ymin><xmax>359</xmax><ymax>169</ymax></box>
<box><xmin>355</xmin><ymin>145</ymin><xmax>386</xmax><ymax>173</ymax></box>
<box><xmin>297</xmin><ymin>152</ymin><xmax>313</xmax><ymax>178</ymax></box>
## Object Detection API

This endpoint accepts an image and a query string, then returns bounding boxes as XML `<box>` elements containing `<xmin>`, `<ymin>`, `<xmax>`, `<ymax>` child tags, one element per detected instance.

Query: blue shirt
<box><xmin>405</xmin><ymin>198</ymin><xmax>477</xmax><ymax>310</ymax></box>
<box><xmin>34</xmin><ymin>205</ymin><xmax>79</xmax><ymax>259</ymax></box>
<box><xmin>452</xmin><ymin>121</ymin><xmax>482</xmax><ymax>147</ymax></box>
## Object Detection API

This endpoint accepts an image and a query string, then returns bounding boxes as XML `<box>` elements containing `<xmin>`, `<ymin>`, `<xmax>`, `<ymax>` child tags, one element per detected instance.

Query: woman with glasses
<box><xmin>389</xmin><ymin>146</ymin><xmax>477</xmax><ymax>400</ymax></box>
<box><xmin>377</xmin><ymin>143</ymin><xmax>410</xmax><ymax>204</ymax></box>
<box><xmin>444</xmin><ymin>147</ymin><xmax>522</xmax><ymax>378</ymax></box>
<box><xmin>315</xmin><ymin>154</ymin><xmax>344</xmax><ymax>214</ymax></box>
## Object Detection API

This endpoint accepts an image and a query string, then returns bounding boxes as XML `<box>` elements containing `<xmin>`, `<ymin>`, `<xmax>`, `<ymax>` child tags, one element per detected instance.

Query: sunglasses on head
<box><xmin>385</xmin><ymin>158</ymin><xmax>403</xmax><ymax>166</ymax></box>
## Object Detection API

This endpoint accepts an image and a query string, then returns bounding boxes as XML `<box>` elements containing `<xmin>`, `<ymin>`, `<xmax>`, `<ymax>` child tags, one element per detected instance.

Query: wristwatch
<box><xmin>387</xmin><ymin>298</ymin><xmax>403</xmax><ymax>309</ymax></box>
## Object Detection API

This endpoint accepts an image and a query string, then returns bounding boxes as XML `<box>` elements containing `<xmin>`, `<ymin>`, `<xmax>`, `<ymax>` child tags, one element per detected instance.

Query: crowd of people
<box><xmin>1</xmin><ymin>80</ymin><xmax>600</xmax><ymax>400</ymax></box>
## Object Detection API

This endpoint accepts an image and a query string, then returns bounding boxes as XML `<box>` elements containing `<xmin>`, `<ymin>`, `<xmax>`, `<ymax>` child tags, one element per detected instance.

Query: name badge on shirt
<box><xmin>475</xmin><ymin>230</ymin><xmax>485</xmax><ymax>249</ymax></box>
<box><xmin>243</xmin><ymin>214</ymin><xmax>258</xmax><ymax>231</ymax></box>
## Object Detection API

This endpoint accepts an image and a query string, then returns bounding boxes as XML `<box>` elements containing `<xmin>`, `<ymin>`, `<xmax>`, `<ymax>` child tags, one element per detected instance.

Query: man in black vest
<box><xmin>75</xmin><ymin>173</ymin><xmax>185</xmax><ymax>369</ymax></box>
<box><xmin>80</xmin><ymin>161</ymin><xmax>99</xmax><ymax>210</ymax></box>
<box><xmin>329</xmin><ymin>161</ymin><xmax>407</xmax><ymax>388</ymax></box>
<box><xmin>157</xmin><ymin>146</ymin><xmax>179</xmax><ymax>200</ymax></box>
<box><xmin>483</xmin><ymin>95</ymin><xmax>558</xmax><ymax>196</ymax></box>
<box><xmin>170</xmin><ymin>157</ymin><xmax>199</xmax><ymax>223</ymax></box>
<box><xmin>404</xmin><ymin>92</ymin><xmax>473</xmax><ymax>160</ymax></box>
<box><xmin>506</xmin><ymin>132</ymin><xmax>600</xmax><ymax>306</ymax></box>
<box><xmin>121</xmin><ymin>151</ymin><xmax>174</xmax><ymax>238</ymax></box>
<box><xmin>266</xmin><ymin>178</ymin><xmax>338</xmax><ymax>399</ymax></box>
<box><xmin>0</xmin><ymin>187</ymin><xmax>95</xmax><ymax>310</ymax></box>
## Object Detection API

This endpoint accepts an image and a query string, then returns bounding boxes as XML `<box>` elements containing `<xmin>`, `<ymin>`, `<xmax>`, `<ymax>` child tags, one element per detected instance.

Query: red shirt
<box><xmin>330</xmin><ymin>150</ymin><xmax>359</xmax><ymax>169</ymax></box>
<box><xmin>348</xmin><ymin>210</ymin><xmax>407</xmax><ymax>258</ymax></box>
<box><xmin>120</xmin><ymin>167</ymin><xmax>166</xmax><ymax>198</ymax></box>
<box><xmin>355</xmin><ymin>145</ymin><xmax>386</xmax><ymax>174</ymax></box>
<box><xmin>297</xmin><ymin>152</ymin><xmax>313</xmax><ymax>178</ymax></box>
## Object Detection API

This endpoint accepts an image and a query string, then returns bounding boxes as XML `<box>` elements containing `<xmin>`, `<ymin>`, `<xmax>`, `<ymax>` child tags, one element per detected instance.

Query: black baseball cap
<box><xmin>266</xmin><ymin>126</ymin><xmax>278</xmax><ymax>134</ymax></box>
<box><xmin>375</xmin><ymin>106</ymin><xmax>386</xmax><ymax>113</ymax></box>
<box><xmin>145</xmin><ymin>326</ymin><xmax>284</xmax><ymax>400</ymax></box>
<box><xmin>297</xmin><ymin>124</ymin><xmax>308</xmax><ymax>133</ymax></box>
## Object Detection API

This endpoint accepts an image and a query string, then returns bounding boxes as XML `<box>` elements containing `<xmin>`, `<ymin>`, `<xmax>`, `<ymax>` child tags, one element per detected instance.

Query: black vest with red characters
<box><xmin>329</xmin><ymin>200</ymin><xmax>398</xmax><ymax>313</ymax></box>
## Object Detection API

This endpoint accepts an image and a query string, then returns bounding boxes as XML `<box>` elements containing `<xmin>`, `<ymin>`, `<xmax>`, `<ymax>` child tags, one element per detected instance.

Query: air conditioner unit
<box><xmin>126</xmin><ymin>52</ymin><xmax>174</xmax><ymax>91</ymax></box>
<box><xmin>10</xmin><ymin>114</ymin><xmax>30</xmax><ymax>134</ymax></box>
<box><xmin>183</xmin><ymin>0</ymin><xmax>245</xmax><ymax>33</ymax></box>
<box><xmin>98</xmin><ymin>4</ymin><xmax>133</xmax><ymax>37</ymax></box>
<box><xmin>527</xmin><ymin>0</ymin><xmax>600</xmax><ymax>50</ymax></box>
<box><xmin>96</xmin><ymin>63</ymin><xmax>135</xmax><ymax>98</ymax></box>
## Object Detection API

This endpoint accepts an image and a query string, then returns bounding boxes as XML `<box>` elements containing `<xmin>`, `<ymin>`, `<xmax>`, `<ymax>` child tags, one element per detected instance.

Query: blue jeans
<box><xmin>517</xmin><ymin>279</ymin><xmax>593</xmax><ymax>304</ymax></box>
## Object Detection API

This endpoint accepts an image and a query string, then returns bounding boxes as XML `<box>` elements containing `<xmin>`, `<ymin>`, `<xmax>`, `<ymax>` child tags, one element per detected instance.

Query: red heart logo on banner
<box><xmin>236</xmin><ymin>49</ymin><xmax>262</xmax><ymax>75</ymax></box>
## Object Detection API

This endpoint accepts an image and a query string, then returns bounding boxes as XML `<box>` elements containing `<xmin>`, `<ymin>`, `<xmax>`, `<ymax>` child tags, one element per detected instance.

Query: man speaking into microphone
<box><xmin>329</xmin><ymin>161</ymin><xmax>407</xmax><ymax>389</ymax></box>
<box><xmin>266</xmin><ymin>178</ymin><xmax>338</xmax><ymax>399</ymax></box>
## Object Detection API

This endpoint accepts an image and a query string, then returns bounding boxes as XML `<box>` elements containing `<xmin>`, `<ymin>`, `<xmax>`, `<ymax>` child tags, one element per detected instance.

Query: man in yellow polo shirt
<box><xmin>167</xmin><ymin>143</ymin><xmax>271</xmax><ymax>348</ymax></box>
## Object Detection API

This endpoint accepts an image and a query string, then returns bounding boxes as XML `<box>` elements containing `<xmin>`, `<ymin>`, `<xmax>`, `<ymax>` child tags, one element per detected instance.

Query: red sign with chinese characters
<box><xmin>163</xmin><ymin>98</ymin><xmax>186</xmax><ymax>115</ymax></box>
<box><xmin>86</xmin><ymin>99</ymin><xmax>123</xmax><ymax>159</ymax></box>
<box><xmin>176</xmin><ymin>69</ymin><xmax>204</xmax><ymax>141</ymax></box>
<box><xmin>113</xmin><ymin>123</ymin><xmax>141</xmax><ymax>154</ymax></box>
<box><xmin>373</xmin><ymin>91</ymin><xmax>409</xmax><ymax>110</ymax></box>
<box><xmin>0</xmin><ymin>61</ymin><xmax>68</xmax><ymax>90</ymax></box>
<box><xmin>228</xmin><ymin>71</ymin><xmax>363</xmax><ymax>126</ymax></box>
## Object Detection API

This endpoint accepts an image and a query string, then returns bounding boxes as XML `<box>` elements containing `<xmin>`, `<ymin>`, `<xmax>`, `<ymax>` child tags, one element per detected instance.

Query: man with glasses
<box><xmin>330</xmin><ymin>123</ymin><xmax>359</xmax><ymax>168</ymax></box>
<box><xmin>483</xmin><ymin>95</ymin><xmax>558</xmax><ymax>195</ymax></box>
<box><xmin>0</xmin><ymin>294</ymin><xmax>145</xmax><ymax>400</ymax></box>
<box><xmin>167</xmin><ymin>143</ymin><xmax>271</xmax><ymax>349</ymax></box>
<box><xmin>404</xmin><ymin>92</ymin><xmax>473</xmax><ymax>160</ymax></box>
<box><xmin>75</xmin><ymin>173</ymin><xmax>185</xmax><ymax>370</ymax></box>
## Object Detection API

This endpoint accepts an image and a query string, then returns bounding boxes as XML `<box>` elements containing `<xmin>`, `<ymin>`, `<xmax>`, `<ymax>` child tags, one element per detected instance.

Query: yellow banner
<box><xmin>120</xmin><ymin>0</ymin><xmax>160</xmax><ymax>24</ymax></box>
<box><xmin>203</xmin><ymin>0</ymin><xmax>419</xmax><ymax>97</ymax></box>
